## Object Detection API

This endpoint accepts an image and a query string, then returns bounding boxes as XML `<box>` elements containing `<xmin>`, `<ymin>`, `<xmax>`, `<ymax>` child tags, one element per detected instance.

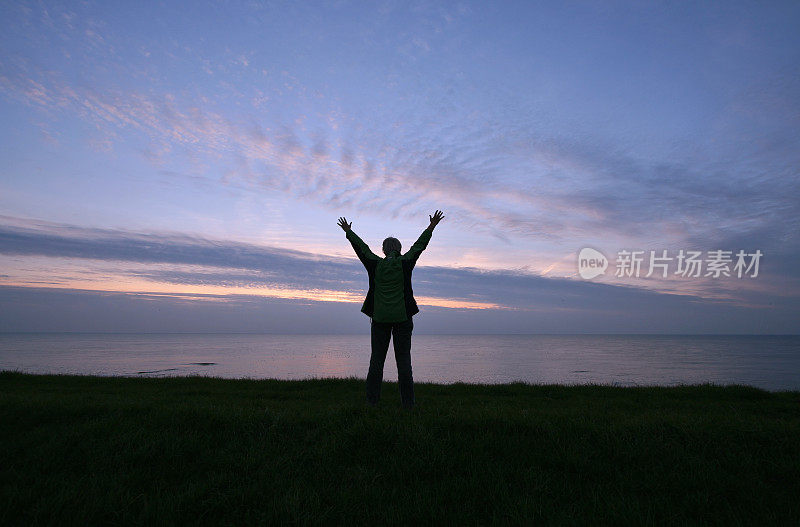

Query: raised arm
<box><xmin>338</xmin><ymin>216</ymin><xmax>380</xmax><ymax>266</ymax></box>
<box><xmin>403</xmin><ymin>210</ymin><xmax>444</xmax><ymax>263</ymax></box>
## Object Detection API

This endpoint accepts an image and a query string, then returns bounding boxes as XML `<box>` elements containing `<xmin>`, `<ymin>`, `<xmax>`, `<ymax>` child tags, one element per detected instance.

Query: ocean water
<box><xmin>1</xmin><ymin>333</ymin><xmax>798</xmax><ymax>391</ymax></box>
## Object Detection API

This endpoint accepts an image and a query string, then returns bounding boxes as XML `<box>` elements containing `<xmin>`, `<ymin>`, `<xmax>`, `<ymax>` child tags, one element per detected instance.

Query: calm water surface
<box><xmin>1</xmin><ymin>333</ymin><xmax>798</xmax><ymax>391</ymax></box>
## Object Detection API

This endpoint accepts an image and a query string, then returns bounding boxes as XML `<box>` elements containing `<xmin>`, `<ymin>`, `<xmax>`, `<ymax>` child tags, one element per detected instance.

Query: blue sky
<box><xmin>1</xmin><ymin>0</ymin><xmax>798</xmax><ymax>333</ymax></box>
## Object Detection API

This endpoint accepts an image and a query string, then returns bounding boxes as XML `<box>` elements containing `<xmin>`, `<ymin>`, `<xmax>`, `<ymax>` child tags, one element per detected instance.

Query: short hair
<box><xmin>382</xmin><ymin>237</ymin><xmax>402</xmax><ymax>256</ymax></box>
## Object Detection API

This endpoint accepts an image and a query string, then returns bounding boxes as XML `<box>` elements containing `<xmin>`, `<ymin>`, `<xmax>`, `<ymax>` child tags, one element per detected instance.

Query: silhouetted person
<box><xmin>338</xmin><ymin>210</ymin><xmax>445</xmax><ymax>409</ymax></box>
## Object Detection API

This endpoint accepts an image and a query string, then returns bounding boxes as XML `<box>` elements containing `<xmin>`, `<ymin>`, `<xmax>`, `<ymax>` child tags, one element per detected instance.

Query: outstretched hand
<box><xmin>337</xmin><ymin>217</ymin><xmax>352</xmax><ymax>232</ymax></box>
<box><xmin>429</xmin><ymin>210</ymin><xmax>445</xmax><ymax>228</ymax></box>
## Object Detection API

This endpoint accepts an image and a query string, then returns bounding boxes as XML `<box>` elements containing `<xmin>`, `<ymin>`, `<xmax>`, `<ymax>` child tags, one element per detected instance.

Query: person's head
<box><xmin>382</xmin><ymin>237</ymin><xmax>402</xmax><ymax>256</ymax></box>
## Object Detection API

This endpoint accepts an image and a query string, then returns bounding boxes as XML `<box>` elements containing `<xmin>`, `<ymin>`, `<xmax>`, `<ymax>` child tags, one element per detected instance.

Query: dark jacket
<box><xmin>346</xmin><ymin>226</ymin><xmax>434</xmax><ymax>322</ymax></box>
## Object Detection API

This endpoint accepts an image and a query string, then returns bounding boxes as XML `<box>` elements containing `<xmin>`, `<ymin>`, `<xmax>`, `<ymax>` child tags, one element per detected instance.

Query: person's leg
<box><xmin>392</xmin><ymin>317</ymin><xmax>415</xmax><ymax>409</ymax></box>
<box><xmin>367</xmin><ymin>319</ymin><xmax>392</xmax><ymax>405</ymax></box>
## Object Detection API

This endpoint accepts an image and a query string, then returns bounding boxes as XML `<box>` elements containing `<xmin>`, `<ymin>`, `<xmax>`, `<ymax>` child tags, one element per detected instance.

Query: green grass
<box><xmin>1</xmin><ymin>371</ymin><xmax>799</xmax><ymax>525</ymax></box>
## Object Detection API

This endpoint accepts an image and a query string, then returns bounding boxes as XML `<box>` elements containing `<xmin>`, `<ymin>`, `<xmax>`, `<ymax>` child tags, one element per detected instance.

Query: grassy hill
<box><xmin>1</xmin><ymin>371</ymin><xmax>799</xmax><ymax>524</ymax></box>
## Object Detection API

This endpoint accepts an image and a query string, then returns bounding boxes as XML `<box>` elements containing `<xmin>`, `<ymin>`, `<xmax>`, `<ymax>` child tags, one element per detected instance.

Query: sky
<box><xmin>0</xmin><ymin>0</ymin><xmax>798</xmax><ymax>333</ymax></box>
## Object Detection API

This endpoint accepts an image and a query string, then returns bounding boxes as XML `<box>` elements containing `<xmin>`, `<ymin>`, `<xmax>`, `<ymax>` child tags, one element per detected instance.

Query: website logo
<box><xmin>578</xmin><ymin>247</ymin><xmax>608</xmax><ymax>279</ymax></box>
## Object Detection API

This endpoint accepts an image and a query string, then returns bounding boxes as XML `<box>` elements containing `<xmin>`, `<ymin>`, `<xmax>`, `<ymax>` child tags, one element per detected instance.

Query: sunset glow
<box><xmin>1</xmin><ymin>1</ymin><xmax>798</xmax><ymax>333</ymax></box>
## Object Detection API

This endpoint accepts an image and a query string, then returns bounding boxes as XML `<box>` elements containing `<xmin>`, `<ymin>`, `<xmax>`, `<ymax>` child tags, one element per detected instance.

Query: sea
<box><xmin>1</xmin><ymin>333</ymin><xmax>798</xmax><ymax>391</ymax></box>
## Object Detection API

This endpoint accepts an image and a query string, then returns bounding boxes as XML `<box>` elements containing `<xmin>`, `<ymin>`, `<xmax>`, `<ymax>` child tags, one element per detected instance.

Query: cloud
<box><xmin>2</xmin><ymin>37</ymin><xmax>798</xmax><ymax>264</ymax></box>
<box><xmin>1</xmin><ymin>216</ymin><xmax>798</xmax><ymax>333</ymax></box>
<box><xmin>0</xmin><ymin>285</ymin><xmax>363</xmax><ymax>334</ymax></box>
<box><xmin>0</xmin><ymin>61</ymin><xmax>760</xmax><ymax>246</ymax></box>
<box><xmin>2</xmin><ymin>1</ymin><xmax>798</xmax><ymax>310</ymax></box>
<box><xmin>0</xmin><ymin>215</ymin><xmax>326</xmax><ymax>272</ymax></box>
<box><xmin>1</xmin><ymin>283</ymin><xmax>797</xmax><ymax>334</ymax></box>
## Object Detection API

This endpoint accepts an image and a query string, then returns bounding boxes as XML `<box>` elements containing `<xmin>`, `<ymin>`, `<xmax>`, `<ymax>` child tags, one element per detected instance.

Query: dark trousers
<box><xmin>366</xmin><ymin>317</ymin><xmax>415</xmax><ymax>408</ymax></box>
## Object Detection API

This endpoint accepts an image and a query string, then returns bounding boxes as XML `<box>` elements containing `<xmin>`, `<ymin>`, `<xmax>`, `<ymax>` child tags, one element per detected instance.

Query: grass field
<box><xmin>1</xmin><ymin>371</ymin><xmax>799</xmax><ymax>525</ymax></box>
